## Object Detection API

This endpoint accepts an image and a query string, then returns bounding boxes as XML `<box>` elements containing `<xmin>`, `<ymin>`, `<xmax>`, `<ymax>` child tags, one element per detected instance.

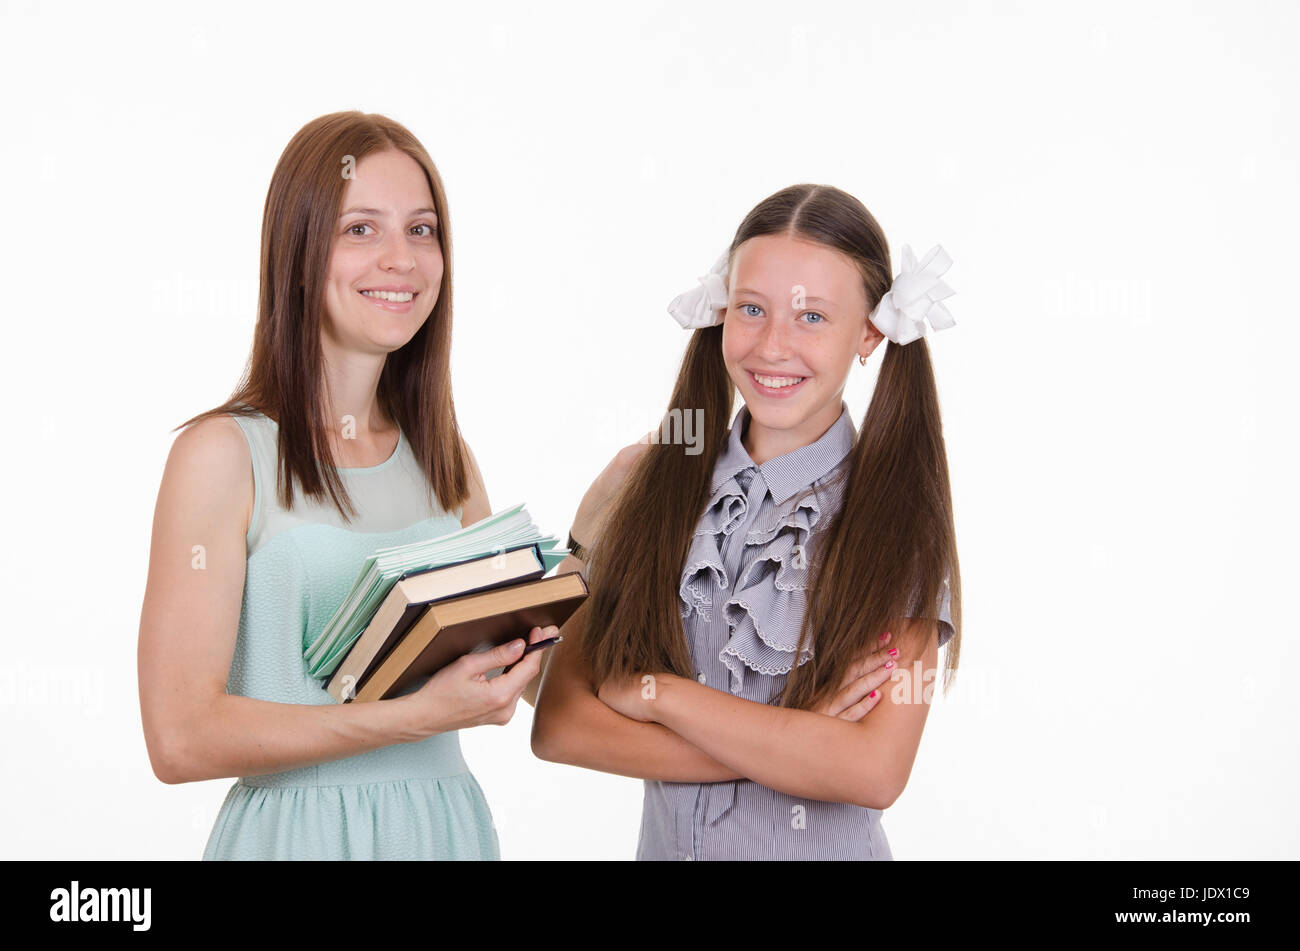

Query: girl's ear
<box><xmin>859</xmin><ymin>316</ymin><xmax>886</xmax><ymax>363</ymax></box>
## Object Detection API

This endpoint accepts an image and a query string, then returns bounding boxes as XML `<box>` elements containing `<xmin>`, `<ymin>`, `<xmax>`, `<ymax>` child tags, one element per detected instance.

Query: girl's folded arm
<box><xmin>530</xmin><ymin>604</ymin><xmax>744</xmax><ymax>783</ymax></box>
<box><xmin>650</xmin><ymin>619</ymin><xmax>941</xmax><ymax>810</ymax></box>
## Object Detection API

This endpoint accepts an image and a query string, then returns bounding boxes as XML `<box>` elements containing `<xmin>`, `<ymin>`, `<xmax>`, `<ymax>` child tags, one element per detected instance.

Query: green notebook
<box><xmin>304</xmin><ymin>503</ymin><xmax>568</xmax><ymax>677</ymax></box>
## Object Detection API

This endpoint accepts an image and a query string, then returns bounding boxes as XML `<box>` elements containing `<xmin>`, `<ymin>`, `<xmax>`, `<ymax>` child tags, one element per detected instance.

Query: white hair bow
<box><xmin>667</xmin><ymin>251</ymin><xmax>730</xmax><ymax>329</ymax></box>
<box><xmin>868</xmin><ymin>244</ymin><xmax>956</xmax><ymax>345</ymax></box>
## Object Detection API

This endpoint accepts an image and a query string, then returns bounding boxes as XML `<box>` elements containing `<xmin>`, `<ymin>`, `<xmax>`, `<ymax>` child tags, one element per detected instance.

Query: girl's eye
<box><xmin>741</xmin><ymin>304</ymin><xmax>763</xmax><ymax>317</ymax></box>
<box><xmin>411</xmin><ymin>223</ymin><xmax>437</xmax><ymax>237</ymax></box>
<box><xmin>346</xmin><ymin>223</ymin><xmax>373</xmax><ymax>236</ymax></box>
<box><xmin>802</xmin><ymin>311</ymin><xmax>825</xmax><ymax>324</ymax></box>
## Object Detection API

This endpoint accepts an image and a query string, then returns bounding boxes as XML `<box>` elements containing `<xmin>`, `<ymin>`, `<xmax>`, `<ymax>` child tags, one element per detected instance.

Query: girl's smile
<box><xmin>745</xmin><ymin>369</ymin><xmax>810</xmax><ymax>399</ymax></box>
<box><xmin>722</xmin><ymin>232</ymin><xmax>882</xmax><ymax>464</ymax></box>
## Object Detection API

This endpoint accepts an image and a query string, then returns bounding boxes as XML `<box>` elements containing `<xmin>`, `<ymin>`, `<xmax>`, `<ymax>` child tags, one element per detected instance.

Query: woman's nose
<box><xmin>378</xmin><ymin>230</ymin><xmax>415</xmax><ymax>271</ymax></box>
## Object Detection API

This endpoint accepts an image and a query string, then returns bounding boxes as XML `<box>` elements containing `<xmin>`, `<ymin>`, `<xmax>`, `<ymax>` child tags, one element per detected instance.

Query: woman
<box><xmin>138</xmin><ymin>111</ymin><xmax>582</xmax><ymax>859</ymax></box>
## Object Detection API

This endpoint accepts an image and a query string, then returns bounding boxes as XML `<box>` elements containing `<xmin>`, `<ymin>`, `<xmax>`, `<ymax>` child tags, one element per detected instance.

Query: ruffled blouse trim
<box><xmin>679</xmin><ymin>474</ymin><xmax>846</xmax><ymax>692</ymax></box>
<box><xmin>677</xmin><ymin>475</ymin><xmax>747</xmax><ymax>623</ymax></box>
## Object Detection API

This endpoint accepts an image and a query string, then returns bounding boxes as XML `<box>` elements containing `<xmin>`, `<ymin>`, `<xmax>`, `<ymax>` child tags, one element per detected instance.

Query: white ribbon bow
<box><xmin>667</xmin><ymin>251</ymin><xmax>730</xmax><ymax>329</ymax></box>
<box><xmin>868</xmin><ymin>244</ymin><xmax>956</xmax><ymax>345</ymax></box>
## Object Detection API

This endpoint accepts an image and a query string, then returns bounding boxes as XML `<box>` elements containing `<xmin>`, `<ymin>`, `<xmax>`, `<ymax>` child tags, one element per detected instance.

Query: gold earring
<box><xmin>858</xmin><ymin>354</ymin><xmax>867</xmax><ymax>366</ymax></box>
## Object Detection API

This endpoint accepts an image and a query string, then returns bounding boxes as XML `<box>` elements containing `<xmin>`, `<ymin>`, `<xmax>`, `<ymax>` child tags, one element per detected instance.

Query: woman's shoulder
<box><xmin>163</xmin><ymin>414</ymin><xmax>255</xmax><ymax>536</ymax></box>
<box><xmin>172</xmin><ymin>414</ymin><xmax>252</xmax><ymax>470</ymax></box>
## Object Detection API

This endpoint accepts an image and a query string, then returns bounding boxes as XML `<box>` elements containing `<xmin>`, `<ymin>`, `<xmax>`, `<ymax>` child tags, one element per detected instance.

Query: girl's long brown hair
<box><xmin>581</xmin><ymin>184</ymin><xmax>962</xmax><ymax>704</ymax></box>
<box><xmin>177</xmin><ymin>111</ymin><xmax>469</xmax><ymax>519</ymax></box>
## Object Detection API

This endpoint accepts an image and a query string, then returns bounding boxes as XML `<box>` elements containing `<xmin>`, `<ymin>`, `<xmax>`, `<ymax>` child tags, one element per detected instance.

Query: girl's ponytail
<box><xmin>580</xmin><ymin>326</ymin><xmax>735</xmax><ymax>683</ymax></box>
<box><xmin>781</xmin><ymin>333</ymin><xmax>962</xmax><ymax>709</ymax></box>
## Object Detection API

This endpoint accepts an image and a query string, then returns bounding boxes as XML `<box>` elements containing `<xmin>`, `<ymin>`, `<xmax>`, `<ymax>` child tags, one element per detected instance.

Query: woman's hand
<box><xmin>399</xmin><ymin>625</ymin><xmax>559</xmax><ymax>738</ymax></box>
<box><xmin>569</xmin><ymin>439</ymin><xmax>652</xmax><ymax>548</ymax></box>
<box><xmin>812</xmin><ymin>632</ymin><xmax>899</xmax><ymax>721</ymax></box>
<box><xmin>596</xmin><ymin>671</ymin><xmax>664</xmax><ymax>722</ymax></box>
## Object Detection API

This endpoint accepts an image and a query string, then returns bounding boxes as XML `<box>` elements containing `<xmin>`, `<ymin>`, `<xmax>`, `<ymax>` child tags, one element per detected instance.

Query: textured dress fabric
<box><xmin>636</xmin><ymin>402</ymin><xmax>955</xmax><ymax>861</ymax></box>
<box><xmin>201</xmin><ymin>408</ymin><xmax>500</xmax><ymax>860</ymax></box>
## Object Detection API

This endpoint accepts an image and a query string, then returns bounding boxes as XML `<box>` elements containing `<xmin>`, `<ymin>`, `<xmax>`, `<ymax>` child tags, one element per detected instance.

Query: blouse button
<box><xmin>696</xmin><ymin>672</ymin><xmax>707</xmax><ymax>684</ymax></box>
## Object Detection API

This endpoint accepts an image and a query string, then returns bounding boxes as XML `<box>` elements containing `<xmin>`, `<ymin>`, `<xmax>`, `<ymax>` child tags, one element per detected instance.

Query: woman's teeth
<box><xmin>753</xmin><ymin>373</ymin><xmax>805</xmax><ymax>388</ymax></box>
<box><xmin>361</xmin><ymin>290</ymin><xmax>414</xmax><ymax>302</ymax></box>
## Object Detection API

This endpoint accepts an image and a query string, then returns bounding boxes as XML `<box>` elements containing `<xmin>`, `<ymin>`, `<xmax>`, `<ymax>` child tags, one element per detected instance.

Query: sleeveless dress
<box><xmin>202</xmin><ymin>408</ymin><xmax>501</xmax><ymax>860</ymax></box>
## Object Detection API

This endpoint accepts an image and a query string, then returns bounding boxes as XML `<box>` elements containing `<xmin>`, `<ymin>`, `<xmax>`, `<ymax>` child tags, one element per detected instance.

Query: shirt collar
<box><xmin>711</xmin><ymin>401</ymin><xmax>858</xmax><ymax>504</ymax></box>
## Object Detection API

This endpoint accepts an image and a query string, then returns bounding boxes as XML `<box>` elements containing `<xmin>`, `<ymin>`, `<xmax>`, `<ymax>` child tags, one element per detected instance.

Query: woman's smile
<box><xmin>359</xmin><ymin>285</ymin><xmax>419</xmax><ymax>314</ymax></box>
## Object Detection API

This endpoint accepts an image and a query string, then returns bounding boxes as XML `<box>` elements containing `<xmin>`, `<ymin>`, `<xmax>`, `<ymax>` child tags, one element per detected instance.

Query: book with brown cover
<box><xmin>348</xmin><ymin>571</ymin><xmax>589</xmax><ymax>702</ymax></box>
<box><xmin>324</xmin><ymin>543</ymin><xmax>548</xmax><ymax>702</ymax></box>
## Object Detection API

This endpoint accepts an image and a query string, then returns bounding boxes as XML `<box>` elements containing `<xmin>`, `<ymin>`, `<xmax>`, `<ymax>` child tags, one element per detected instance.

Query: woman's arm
<box><xmin>138</xmin><ymin>417</ymin><xmax>433</xmax><ymax>783</ymax></box>
<box><xmin>604</xmin><ymin>620</ymin><xmax>942</xmax><ymax>810</ymax></box>
<box><xmin>138</xmin><ymin>417</ymin><xmax>531</xmax><ymax>785</ymax></box>
<box><xmin>530</xmin><ymin>601</ymin><xmax>746</xmax><ymax>782</ymax></box>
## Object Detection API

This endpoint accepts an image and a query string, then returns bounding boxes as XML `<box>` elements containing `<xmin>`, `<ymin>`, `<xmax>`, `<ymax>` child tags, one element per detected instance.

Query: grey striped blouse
<box><xmin>636</xmin><ymin>401</ymin><xmax>955</xmax><ymax>861</ymax></box>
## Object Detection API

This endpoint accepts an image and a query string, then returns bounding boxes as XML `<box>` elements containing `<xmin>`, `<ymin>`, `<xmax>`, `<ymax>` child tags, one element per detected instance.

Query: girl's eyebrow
<box><xmin>338</xmin><ymin>206</ymin><xmax>438</xmax><ymax>218</ymax></box>
<box><xmin>735</xmin><ymin>287</ymin><xmax>836</xmax><ymax>306</ymax></box>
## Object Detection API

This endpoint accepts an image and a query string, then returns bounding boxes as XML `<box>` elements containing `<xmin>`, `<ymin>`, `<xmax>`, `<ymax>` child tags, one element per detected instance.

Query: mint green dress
<box><xmin>202</xmin><ymin>409</ymin><xmax>501</xmax><ymax>860</ymax></box>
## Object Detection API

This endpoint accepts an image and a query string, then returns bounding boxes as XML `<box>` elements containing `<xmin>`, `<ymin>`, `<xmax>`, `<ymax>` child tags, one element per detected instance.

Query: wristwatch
<box><xmin>566</xmin><ymin>530</ymin><xmax>590</xmax><ymax>563</ymax></box>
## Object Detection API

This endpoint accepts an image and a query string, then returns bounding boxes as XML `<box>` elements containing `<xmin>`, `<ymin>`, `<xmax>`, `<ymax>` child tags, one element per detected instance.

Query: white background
<box><xmin>1</xmin><ymin>0</ymin><xmax>1296</xmax><ymax>860</ymax></box>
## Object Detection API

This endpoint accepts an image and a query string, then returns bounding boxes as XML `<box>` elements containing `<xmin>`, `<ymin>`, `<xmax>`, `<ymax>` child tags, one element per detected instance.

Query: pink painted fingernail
<box><xmin>880</xmin><ymin>631</ymin><xmax>891</xmax><ymax>643</ymax></box>
<box><xmin>884</xmin><ymin>660</ymin><xmax>895</xmax><ymax>669</ymax></box>
<box><xmin>888</xmin><ymin>648</ymin><xmax>898</xmax><ymax>657</ymax></box>
<box><xmin>868</xmin><ymin>690</ymin><xmax>877</xmax><ymax>700</ymax></box>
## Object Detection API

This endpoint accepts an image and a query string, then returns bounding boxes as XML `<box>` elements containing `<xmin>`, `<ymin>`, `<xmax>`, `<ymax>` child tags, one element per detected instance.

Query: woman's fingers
<box><xmin>490</xmin><ymin>625</ymin><xmax>559</xmax><ymax>691</ymax></box>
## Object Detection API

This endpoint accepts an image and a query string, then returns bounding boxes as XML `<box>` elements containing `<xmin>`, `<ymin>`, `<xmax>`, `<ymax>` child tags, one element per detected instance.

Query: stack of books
<box><xmin>304</xmin><ymin>503</ymin><xmax>588</xmax><ymax>703</ymax></box>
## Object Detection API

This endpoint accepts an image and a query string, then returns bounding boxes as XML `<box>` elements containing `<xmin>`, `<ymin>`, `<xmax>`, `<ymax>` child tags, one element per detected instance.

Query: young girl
<box><xmin>137</xmin><ymin>111</ymin><xmax>573</xmax><ymax>860</ymax></box>
<box><xmin>532</xmin><ymin>184</ymin><xmax>962</xmax><ymax>860</ymax></box>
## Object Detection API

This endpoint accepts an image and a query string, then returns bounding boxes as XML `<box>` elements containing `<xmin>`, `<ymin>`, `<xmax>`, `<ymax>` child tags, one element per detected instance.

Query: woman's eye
<box><xmin>741</xmin><ymin>304</ymin><xmax>763</xmax><ymax>317</ymax></box>
<box><xmin>802</xmin><ymin>311</ymin><xmax>825</xmax><ymax>324</ymax></box>
<box><xmin>346</xmin><ymin>223</ymin><xmax>373</xmax><ymax>236</ymax></box>
<box><xmin>411</xmin><ymin>223</ymin><xmax>437</xmax><ymax>237</ymax></box>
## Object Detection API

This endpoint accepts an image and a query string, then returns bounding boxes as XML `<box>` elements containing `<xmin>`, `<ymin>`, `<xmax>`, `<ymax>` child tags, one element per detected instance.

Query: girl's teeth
<box><xmin>754</xmin><ymin>373</ymin><xmax>805</xmax><ymax>388</ymax></box>
<box><xmin>361</xmin><ymin>290</ymin><xmax>414</xmax><ymax>302</ymax></box>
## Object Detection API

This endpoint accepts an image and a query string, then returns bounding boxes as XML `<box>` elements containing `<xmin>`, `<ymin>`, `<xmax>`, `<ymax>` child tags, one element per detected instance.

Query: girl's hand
<box><xmin>812</xmin><ymin>632</ymin><xmax>899</xmax><ymax>722</ymax></box>
<box><xmin>400</xmin><ymin>625</ymin><xmax>558</xmax><ymax>737</ymax></box>
<box><xmin>596</xmin><ymin>671</ymin><xmax>660</xmax><ymax>722</ymax></box>
<box><xmin>569</xmin><ymin>439</ymin><xmax>652</xmax><ymax>549</ymax></box>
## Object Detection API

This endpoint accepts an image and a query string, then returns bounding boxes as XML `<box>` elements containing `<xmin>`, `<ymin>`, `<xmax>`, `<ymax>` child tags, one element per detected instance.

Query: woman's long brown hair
<box><xmin>176</xmin><ymin>111</ymin><xmax>469</xmax><ymax>519</ymax></box>
<box><xmin>581</xmin><ymin>184</ymin><xmax>962</xmax><ymax>704</ymax></box>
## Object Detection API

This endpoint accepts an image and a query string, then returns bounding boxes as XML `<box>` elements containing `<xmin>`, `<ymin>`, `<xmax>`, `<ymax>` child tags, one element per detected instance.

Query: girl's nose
<box><xmin>757</xmin><ymin>316</ymin><xmax>792</xmax><ymax>360</ymax></box>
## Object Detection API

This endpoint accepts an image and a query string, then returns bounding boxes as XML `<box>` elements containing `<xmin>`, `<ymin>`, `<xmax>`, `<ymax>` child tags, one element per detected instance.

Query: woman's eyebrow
<box><xmin>338</xmin><ymin>206</ymin><xmax>438</xmax><ymax>217</ymax></box>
